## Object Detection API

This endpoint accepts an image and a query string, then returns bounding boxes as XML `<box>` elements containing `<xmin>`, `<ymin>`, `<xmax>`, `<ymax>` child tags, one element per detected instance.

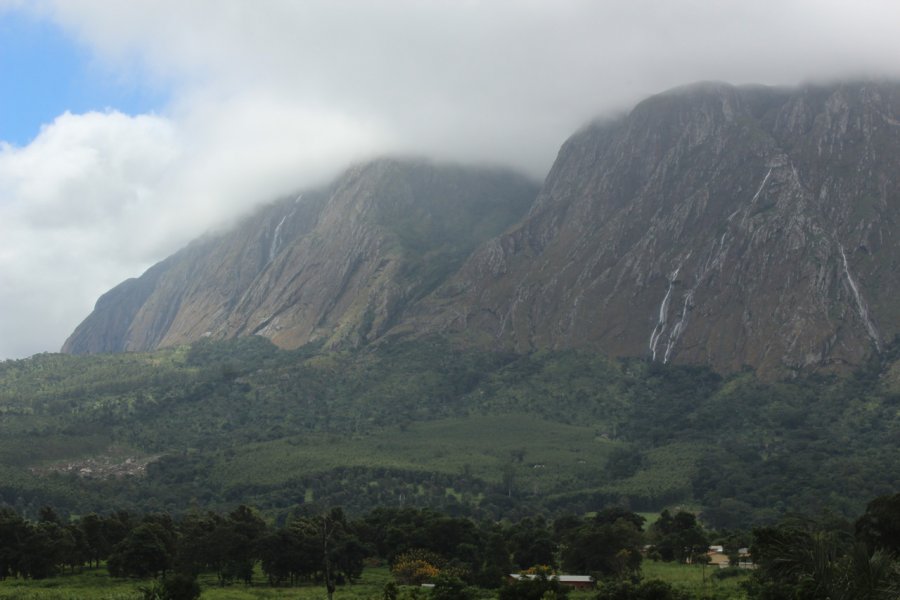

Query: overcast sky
<box><xmin>2</xmin><ymin>0</ymin><xmax>900</xmax><ymax>360</ymax></box>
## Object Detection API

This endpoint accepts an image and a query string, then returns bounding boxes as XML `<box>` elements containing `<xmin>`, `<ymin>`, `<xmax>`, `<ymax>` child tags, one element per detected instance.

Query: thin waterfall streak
<box><xmin>839</xmin><ymin>244</ymin><xmax>881</xmax><ymax>351</ymax></box>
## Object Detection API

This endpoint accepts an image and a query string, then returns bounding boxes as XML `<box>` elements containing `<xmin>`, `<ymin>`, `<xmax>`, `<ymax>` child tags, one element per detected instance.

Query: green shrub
<box><xmin>140</xmin><ymin>573</ymin><xmax>200</xmax><ymax>600</ymax></box>
<box><xmin>595</xmin><ymin>579</ymin><xmax>688</xmax><ymax>600</ymax></box>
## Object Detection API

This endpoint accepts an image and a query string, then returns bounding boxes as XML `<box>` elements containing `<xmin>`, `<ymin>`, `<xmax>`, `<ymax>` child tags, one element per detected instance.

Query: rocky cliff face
<box><xmin>417</xmin><ymin>81</ymin><xmax>900</xmax><ymax>373</ymax></box>
<box><xmin>66</xmin><ymin>82</ymin><xmax>900</xmax><ymax>374</ymax></box>
<box><xmin>62</xmin><ymin>159</ymin><xmax>538</xmax><ymax>353</ymax></box>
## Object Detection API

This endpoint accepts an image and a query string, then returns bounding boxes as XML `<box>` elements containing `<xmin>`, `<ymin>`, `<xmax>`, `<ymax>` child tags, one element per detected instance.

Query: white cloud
<box><xmin>0</xmin><ymin>111</ymin><xmax>178</xmax><ymax>358</ymax></box>
<box><xmin>4</xmin><ymin>0</ymin><xmax>900</xmax><ymax>358</ymax></box>
<box><xmin>38</xmin><ymin>0</ymin><xmax>900</xmax><ymax>172</ymax></box>
<box><xmin>0</xmin><ymin>99</ymin><xmax>391</xmax><ymax>359</ymax></box>
<box><xmin>166</xmin><ymin>89</ymin><xmax>393</xmax><ymax>235</ymax></box>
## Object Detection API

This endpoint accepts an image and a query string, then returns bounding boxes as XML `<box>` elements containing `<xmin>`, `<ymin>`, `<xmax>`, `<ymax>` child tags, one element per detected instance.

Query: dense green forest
<box><xmin>1</xmin><ymin>335</ymin><xmax>899</xmax><ymax>528</ymax></box>
<box><xmin>2</xmin><ymin>495</ymin><xmax>900</xmax><ymax>599</ymax></box>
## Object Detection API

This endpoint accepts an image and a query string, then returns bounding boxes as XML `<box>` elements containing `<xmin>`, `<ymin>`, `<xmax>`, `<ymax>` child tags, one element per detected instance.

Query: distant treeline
<box><xmin>1</xmin><ymin>493</ymin><xmax>899</xmax><ymax>599</ymax></box>
<box><xmin>0</xmin><ymin>503</ymin><xmax>654</xmax><ymax>586</ymax></box>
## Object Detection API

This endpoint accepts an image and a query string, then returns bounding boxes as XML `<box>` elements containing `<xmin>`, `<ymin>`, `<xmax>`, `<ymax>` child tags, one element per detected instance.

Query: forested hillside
<box><xmin>2</xmin><ymin>335</ymin><xmax>899</xmax><ymax>527</ymax></box>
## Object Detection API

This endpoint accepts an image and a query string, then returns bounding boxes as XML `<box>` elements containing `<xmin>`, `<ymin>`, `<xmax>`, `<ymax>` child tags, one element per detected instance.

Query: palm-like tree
<box><xmin>752</xmin><ymin>520</ymin><xmax>900</xmax><ymax>600</ymax></box>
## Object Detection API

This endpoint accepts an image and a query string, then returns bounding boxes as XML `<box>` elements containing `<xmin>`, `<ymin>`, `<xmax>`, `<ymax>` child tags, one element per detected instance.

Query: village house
<box><xmin>706</xmin><ymin>545</ymin><xmax>755</xmax><ymax>569</ymax></box>
<box><xmin>508</xmin><ymin>573</ymin><xmax>595</xmax><ymax>590</ymax></box>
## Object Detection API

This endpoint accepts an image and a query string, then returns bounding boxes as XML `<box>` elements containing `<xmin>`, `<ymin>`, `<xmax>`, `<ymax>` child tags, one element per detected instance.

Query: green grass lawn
<box><xmin>0</xmin><ymin>567</ymin><xmax>494</xmax><ymax>600</ymax></box>
<box><xmin>0</xmin><ymin>567</ymin><xmax>140</xmax><ymax>599</ymax></box>
<box><xmin>641</xmin><ymin>560</ymin><xmax>750</xmax><ymax>600</ymax></box>
<box><xmin>0</xmin><ymin>567</ymin><xmax>393</xmax><ymax>599</ymax></box>
<box><xmin>195</xmin><ymin>567</ymin><xmax>400</xmax><ymax>600</ymax></box>
<box><xmin>0</xmin><ymin>563</ymin><xmax>750</xmax><ymax>600</ymax></box>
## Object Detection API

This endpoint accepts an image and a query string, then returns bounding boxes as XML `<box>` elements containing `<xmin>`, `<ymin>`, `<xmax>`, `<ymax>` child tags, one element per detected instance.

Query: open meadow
<box><xmin>0</xmin><ymin>562</ymin><xmax>751</xmax><ymax>600</ymax></box>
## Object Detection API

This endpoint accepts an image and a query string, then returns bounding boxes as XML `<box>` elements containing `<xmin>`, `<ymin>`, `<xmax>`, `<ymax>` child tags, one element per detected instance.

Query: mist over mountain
<box><xmin>419</xmin><ymin>80</ymin><xmax>900</xmax><ymax>374</ymax></box>
<box><xmin>65</xmin><ymin>81</ymin><xmax>900</xmax><ymax>375</ymax></box>
<box><xmin>62</xmin><ymin>159</ymin><xmax>538</xmax><ymax>354</ymax></box>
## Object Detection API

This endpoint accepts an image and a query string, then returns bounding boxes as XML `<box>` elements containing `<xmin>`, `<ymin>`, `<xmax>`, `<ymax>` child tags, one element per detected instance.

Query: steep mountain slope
<box><xmin>66</xmin><ymin>82</ymin><xmax>900</xmax><ymax>374</ymax></box>
<box><xmin>62</xmin><ymin>159</ymin><xmax>538</xmax><ymax>353</ymax></box>
<box><xmin>417</xmin><ymin>81</ymin><xmax>900</xmax><ymax>373</ymax></box>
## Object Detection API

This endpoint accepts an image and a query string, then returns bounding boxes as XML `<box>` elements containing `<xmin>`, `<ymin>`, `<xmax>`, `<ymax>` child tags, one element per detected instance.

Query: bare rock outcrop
<box><xmin>416</xmin><ymin>82</ymin><xmax>900</xmax><ymax>374</ymax></box>
<box><xmin>62</xmin><ymin>159</ymin><xmax>538</xmax><ymax>353</ymax></box>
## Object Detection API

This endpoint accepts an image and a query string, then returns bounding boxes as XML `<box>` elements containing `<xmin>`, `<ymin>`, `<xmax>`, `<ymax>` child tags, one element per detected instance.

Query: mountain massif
<box><xmin>64</xmin><ymin>81</ymin><xmax>900</xmax><ymax>374</ymax></box>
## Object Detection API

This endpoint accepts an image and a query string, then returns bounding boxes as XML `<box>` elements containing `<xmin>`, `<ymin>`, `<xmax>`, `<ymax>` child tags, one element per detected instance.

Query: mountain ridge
<box><xmin>412</xmin><ymin>80</ymin><xmax>900</xmax><ymax>374</ymax></box>
<box><xmin>62</xmin><ymin>158</ymin><xmax>538</xmax><ymax>354</ymax></box>
<box><xmin>64</xmin><ymin>81</ymin><xmax>900</xmax><ymax>375</ymax></box>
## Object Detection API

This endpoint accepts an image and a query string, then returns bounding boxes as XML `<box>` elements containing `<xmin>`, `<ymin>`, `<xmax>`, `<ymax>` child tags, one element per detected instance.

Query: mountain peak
<box><xmin>413</xmin><ymin>81</ymin><xmax>900</xmax><ymax>374</ymax></box>
<box><xmin>62</xmin><ymin>158</ymin><xmax>538</xmax><ymax>354</ymax></box>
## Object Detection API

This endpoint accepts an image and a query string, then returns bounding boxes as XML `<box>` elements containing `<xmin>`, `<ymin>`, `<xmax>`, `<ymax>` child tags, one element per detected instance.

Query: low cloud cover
<box><xmin>3</xmin><ymin>0</ymin><xmax>900</xmax><ymax>358</ymax></box>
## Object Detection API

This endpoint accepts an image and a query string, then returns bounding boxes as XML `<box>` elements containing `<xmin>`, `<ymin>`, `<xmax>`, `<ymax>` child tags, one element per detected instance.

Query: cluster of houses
<box><xmin>501</xmin><ymin>546</ymin><xmax>755</xmax><ymax>591</ymax></box>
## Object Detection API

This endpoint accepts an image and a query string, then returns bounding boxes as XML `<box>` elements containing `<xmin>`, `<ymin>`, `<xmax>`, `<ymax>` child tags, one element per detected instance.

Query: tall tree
<box><xmin>561</xmin><ymin>511</ymin><xmax>643</xmax><ymax>579</ymax></box>
<box><xmin>0</xmin><ymin>508</ymin><xmax>26</xmax><ymax>579</ymax></box>
<box><xmin>107</xmin><ymin>522</ymin><xmax>174</xmax><ymax>579</ymax></box>
<box><xmin>857</xmin><ymin>493</ymin><xmax>900</xmax><ymax>556</ymax></box>
<box><xmin>649</xmin><ymin>510</ymin><xmax>708</xmax><ymax>563</ymax></box>
<box><xmin>79</xmin><ymin>513</ymin><xmax>108</xmax><ymax>569</ymax></box>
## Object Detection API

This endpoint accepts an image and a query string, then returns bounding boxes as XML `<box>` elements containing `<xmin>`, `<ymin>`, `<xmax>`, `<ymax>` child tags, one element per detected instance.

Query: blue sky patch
<box><xmin>0</xmin><ymin>10</ymin><xmax>168</xmax><ymax>146</ymax></box>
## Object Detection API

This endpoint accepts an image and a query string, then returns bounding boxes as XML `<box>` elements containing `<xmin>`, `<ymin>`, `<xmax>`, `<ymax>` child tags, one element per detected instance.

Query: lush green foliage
<box><xmin>746</xmin><ymin>498</ymin><xmax>900</xmax><ymax>599</ymax></box>
<box><xmin>594</xmin><ymin>579</ymin><xmax>688</xmax><ymax>600</ymax></box>
<box><xmin>0</xmin><ymin>336</ymin><xmax>899</xmax><ymax>527</ymax></box>
<box><xmin>560</xmin><ymin>508</ymin><xmax>644</xmax><ymax>579</ymax></box>
<box><xmin>0</xmin><ymin>503</ymin><xmax>661</xmax><ymax>598</ymax></box>
<box><xmin>647</xmin><ymin>510</ymin><xmax>709</xmax><ymax>564</ymax></box>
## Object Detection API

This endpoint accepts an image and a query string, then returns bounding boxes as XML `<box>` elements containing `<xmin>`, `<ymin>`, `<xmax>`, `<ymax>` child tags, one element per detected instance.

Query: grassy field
<box><xmin>210</xmin><ymin>414</ymin><xmax>619</xmax><ymax>496</ymax></box>
<box><xmin>641</xmin><ymin>561</ymin><xmax>750</xmax><ymax>600</ymax></box>
<box><xmin>0</xmin><ymin>562</ymin><xmax>750</xmax><ymax>600</ymax></box>
<box><xmin>545</xmin><ymin>441</ymin><xmax>711</xmax><ymax>510</ymax></box>
<box><xmin>0</xmin><ymin>567</ymin><xmax>509</xmax><ymax>600</ymax></box>
<box><xmin>0</xmin><ymin>568</ymin><xmax>139</xmax><ymax>600</ymax></box>
<box><xmin>0</xmin><ymin>567</ymin><xmax>398</xmax><ymax>600</ymax></box>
